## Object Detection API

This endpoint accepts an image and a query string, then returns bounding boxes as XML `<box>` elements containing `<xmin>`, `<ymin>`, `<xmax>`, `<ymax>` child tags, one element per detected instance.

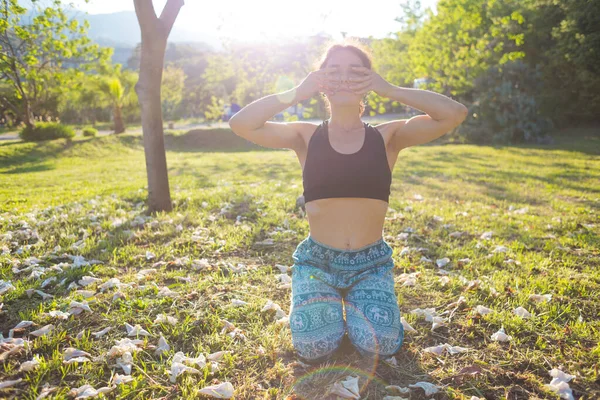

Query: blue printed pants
<box><xmin>289</xmin><ymin>235</ymin><xmax>404</xmax><ymax>363</ymax></box>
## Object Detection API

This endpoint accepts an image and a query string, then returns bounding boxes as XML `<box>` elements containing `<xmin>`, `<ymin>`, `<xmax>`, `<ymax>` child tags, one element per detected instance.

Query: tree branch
<box><xmin>159</xmin><ymin>0</ymin><xmax>184</xmax><ymax>37</ymax></box>
<box><xmin>133</xmin><ymin>0</ymin><xmax>158</xmax><ymax>35</ymax></box>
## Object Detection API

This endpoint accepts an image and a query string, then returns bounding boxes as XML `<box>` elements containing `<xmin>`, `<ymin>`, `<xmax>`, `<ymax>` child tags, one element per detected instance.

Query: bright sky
<box><xmin>71</xmin><ymin>0</ymin><xmax>438</xmax><ymax>42</ymax></box>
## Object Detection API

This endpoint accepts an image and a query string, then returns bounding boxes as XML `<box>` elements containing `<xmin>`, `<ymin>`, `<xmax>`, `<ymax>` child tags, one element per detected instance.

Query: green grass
<box><xmin>0</xmin><ymin>128</ymin><xmax>599</xmax><ymax>399</ymax></box>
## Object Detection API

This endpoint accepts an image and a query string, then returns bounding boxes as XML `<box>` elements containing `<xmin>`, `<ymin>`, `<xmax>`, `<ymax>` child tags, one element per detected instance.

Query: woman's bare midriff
<box><xmin>304</xmin><ymin>198</ymin><xmax>389</xmax><ymax>250</ymax></box>
<box><xmin>295</xmin><ymin>121</ymin><xmax>401</xmax><ymax>251</ymax></box>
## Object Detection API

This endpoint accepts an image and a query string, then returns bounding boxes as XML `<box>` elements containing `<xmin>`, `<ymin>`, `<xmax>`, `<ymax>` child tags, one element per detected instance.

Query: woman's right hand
<box><xmin>294</xmin><ymin>67</ymin><xmax>340</xmax><ymax>102</ymax></box>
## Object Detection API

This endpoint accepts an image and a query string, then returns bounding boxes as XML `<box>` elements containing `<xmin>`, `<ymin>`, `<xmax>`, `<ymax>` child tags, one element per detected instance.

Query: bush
<box><xmin>456</xmin><ymin>60</ymin><xmax>555</xmax><ymax>145</ymax></box>
<box><xmin>82</xmin><ymin>127</ymin><xmax>98</xmax><ymax>137</ymax></box>
<box><xmin>19</xmin><ymin>122</ymin><xmax>75</xmax><ymax>142</ymax></box>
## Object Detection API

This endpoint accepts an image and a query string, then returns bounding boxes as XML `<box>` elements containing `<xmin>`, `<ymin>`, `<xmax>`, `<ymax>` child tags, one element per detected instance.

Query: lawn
<box><xmin>0</xmin><ymin>128</ymin><xmax>598</xmax><ymax>399</ymax></box>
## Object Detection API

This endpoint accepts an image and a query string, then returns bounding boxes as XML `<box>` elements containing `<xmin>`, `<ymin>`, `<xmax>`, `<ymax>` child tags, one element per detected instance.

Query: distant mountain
<box><xmin>22</xmin><ymin>9</ymin><xmax>223</xmax><ymax>65</ymax></box>
<box><xmin>75</xmin><ymin>11</ymin><xmax>223</xmax><ymax>50</ymax></box>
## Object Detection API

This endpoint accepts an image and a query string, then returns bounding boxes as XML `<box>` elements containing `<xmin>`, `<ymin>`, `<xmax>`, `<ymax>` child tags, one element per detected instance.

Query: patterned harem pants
<box><xmin>289</xmin><ymin>234</ymin><xmax>404</xmax><ymax>363</ymax></box>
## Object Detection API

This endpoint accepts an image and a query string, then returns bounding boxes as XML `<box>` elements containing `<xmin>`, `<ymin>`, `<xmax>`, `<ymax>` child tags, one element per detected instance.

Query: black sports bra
<box><xmin>302</xmin><ymin>120</ymin><xmax>392</xmax><ymax>203</ymax></box>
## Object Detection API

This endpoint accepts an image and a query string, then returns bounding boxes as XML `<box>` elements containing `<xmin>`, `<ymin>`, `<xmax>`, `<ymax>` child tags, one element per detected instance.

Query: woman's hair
<box><xmin>313</xmin><ymin>37</ymin><xmax>374</xmax><ymax>117</ymax></box>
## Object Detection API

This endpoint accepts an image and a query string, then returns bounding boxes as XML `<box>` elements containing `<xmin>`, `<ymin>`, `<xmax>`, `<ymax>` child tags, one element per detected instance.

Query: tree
<box><xmin>98</xmin><ymin>65</ymin><xmax>138</xmax><ymax>133</ymax></box>
<box><xmin>0</xmin><ymin>0</ymin><xmax>110</xmax><ymax>127</ymax></box>
<box><xmin>133</xmin><ymin>0</ymin><xmax>184</xmax><ymax>213</ymax></box>
<box><xmin>161</xmin><ymin>65</ymin><xmax>184</xmax><ymax>122</ymax></box>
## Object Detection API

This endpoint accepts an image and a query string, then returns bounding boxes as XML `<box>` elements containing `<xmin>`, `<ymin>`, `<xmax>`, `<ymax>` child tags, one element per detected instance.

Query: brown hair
<box><xmin>314</xmin><ymin>37</ymin><xmax>374</xmax><ymax>117</ymax></box>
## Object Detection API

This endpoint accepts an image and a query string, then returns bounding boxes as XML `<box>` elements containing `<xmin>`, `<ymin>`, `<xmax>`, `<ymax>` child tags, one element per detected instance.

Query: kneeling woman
<box><xmin>229</xmin><ymin>38</ymin><xmax>468</xmax><ymax>363</ymax></box>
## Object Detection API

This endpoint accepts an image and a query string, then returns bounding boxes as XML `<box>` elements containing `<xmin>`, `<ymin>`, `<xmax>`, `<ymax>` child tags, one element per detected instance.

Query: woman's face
<box><xmin>323</xmin><ymin>49</ymin><xmax>367</xmax><ymax>105</ymax></box>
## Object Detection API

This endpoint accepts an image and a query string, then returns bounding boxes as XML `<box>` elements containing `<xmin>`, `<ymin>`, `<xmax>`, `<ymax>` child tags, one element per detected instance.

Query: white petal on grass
<box><xmin>173</xmin><ymin>351</ymin><xmax>207</xmax><ymax>367</ymax></box>
<box><xmin>69</xmin><ymin>384</ymin><xmax>112</xmax><ymax>399</ymax></box>
<box><xmin>474</xmin><ymin>305</ymin><xmax>494</xmax><ymax>315</ymax></box>
<box><xmin>155</xmin><ymin>335</ymin><xmax>170</xmax><ymax>356</ymax></box>
<box><xmin>275</xmin><ymin>264</ymin><xmax>290</xmax><ymax>273</ymax></box>
<box><xmin>69</xmin><ymin>300</ymin><xmax>92</xmax><ymax>315</ymax></box>
<box><xmin>64</xmin><ymin>356</ymin><xmax>92</xmax><ymax>364</ymax></box>
<box><xmin>480</xmin><ymin>231</ymin><xmax>493</xmax><ymax>240</ymax></box>
<box><xmin>431</xmin><ymin>316</ymin><xmax>446</xmax><ymax>331</ymax></box>
<box><xmin>47</xmin><ymin>310</ymin><xmax>71</xmax><ymax>320</ymax></box>
<box><xmin>198</xmin><ymin>381</ymin><xmax>235</xmax><ymax>399</ymax></box>
<box><xmin>98</xmin><ymin>278</ymin><xmax>122</xmax><ymax>292</ymax></box>
<box><xmin>385</xmin><ymin>385</ymin><xmax>410</xmax><ymax>396</ymax></box>
<box><xmin>275</xmin><ymin>274</ymin><xmax>292</xmax><ymax>284</ymax></box>
<box><xmin>230</xmin><ymin>299</ymin><xmax>248</xmax><ymax>307</ymax></box>
<box><xmin>529</xmin><ymin>294</ymin><xmax>552</xmax><ymax>303</ymax></box>
<box><xmin>513</xmin><ymin>306</ymin><xmax>532</xmax><ymax>318</ymax></box>
<box><xmin>423</xmin><ymin>344</ymin><xmax>446</xmax><ymax>356</ymax></box>
<box><xmin>191</xmin><ymin>258</ymin><xmax>212</xmax><ymax>271</ymax></box>
<box><xmin>125</xmin><ymin>323</ymin><xmax>151</xmax><ymax>337</ymax></box>
<box><xmin>78</xmin><ymin>276</ymin><xmax>102</xmax><ymax>287</ymax></box>
<box><xmin>207</xmin><ymin>351</ymin><xmax>232</xmax><ymax>362</ymax></box>
<box><xmin>112</xmin><ymin>292</ymin><xmax>126</xmax><ymax>302</ymax></box>
<box><xmin>401</xmin><ymin>317</ymin><xmax>417</xmax><ymax>333</ymax></box>
<box><xmin>549</xmin><ymin>368</ymin><xmax>575</xmax><ymax>383</ymax></box>
<box><xmin>0</xmin><ymin>378</ymin><xmax>22</xmax><ymax>389</ymax></box>
<box><xmin>145</xmin><ymin>251</ymin><xmax>155</xmax><ymax>260</ymax></box>
<box><xmin>439</xmin><ymin>276</ymin><xmax>451</xmax><ymax>286</ymax></box>
<box><xmin>0</xmin><ymin>281</ymin><xmax>15</xmax><ymax>295</ymax></box>
<box><xmin>423</xmin><ymin>343</ymin><xmax>469</xmax><ymax>356</ymax></box>
<box><xmin>13</xmin><ymin>321</ymin><xmax>35</xmax><ymax>330</ymax></box>
<box><xmin>30</xmin><ymin>324</ymin><xmax>54</xmax><ymax>337</ymax></box>
<box><xmin>91</xmin><ymin>327</ymin><xmax>112</xmax><ymax>339</ymax></box>
<box><xmin>408</xmin><ymin>382</ymin><xmax>439</xmax><ymax>396</ymax></box>
<box><xmin>328</xmin><ymin>375</ymin><xmax>360</xmax><ymax>399</ymax></box>
<box><xmin>111</xmin><ymin>373</ymin><xmax>135</xmax><ymax>385</ymax></box>
<box><xmin>19</xmin><ymin>356</ymin><xmax>42</xmax><ymax>372</ymax></box>
<box><xmin>64</xmin><ymin>347</ymin><xmax>92</xmax><ymax>361</ymax></box>
<box><xmin>107</xmin><ymin>338</ymin><xmax>144</xmax><ymax>358</ymax></box>
<box><xmin>491</xmin><ymin>327</ymin><xmax>512</xmax><ymax>342</ymax></box>
<box><xmin>34</xmin><ymin>290</ymin><xmax>54</xmax><ymax>301</ymax></box>
<box><xmin>136</xmin><ymin>268</ymin><xmax>157</xmax><ymax>280</ymax></box>
<box><xmin>169</xmin><ymin>362</ymin><xmax>201</xmax><ymax>383</ymax></box>
<box><xmin>436</xmin><ymin>257</ymin><xmax>450</xmax><ymax>268</ymax></box>
<box><xmin>492</xmin><ymin>245</ymin><xmax>509</xmax><ymax>253</ymax></box>
<box><xmin>157</xmin><ymin>286</ymin><xmax>177</xmax><ymax>298</ymax></box>
<box><xmin>546</xmin><ymin>368</ymin><xmax>576</xmax><ymax>400</ymax></box>
<box><xmin>154</xmin><ymin>314</ymin><xmax>177</xmax><ymax>325</ymax></box>
<box><xmin>116</xmin><ymin>351</ymin><xmax>133</xmax><ymax>374</ymax></box>
<box><xmin>74</xmin><ymin>290</ymin><xmax>96</xmax><ymax>298</ymax></box>
<box><xmin>261</xmin><ymin>299</ymin><xmax>288</xmax><ymax>321</ymax></box>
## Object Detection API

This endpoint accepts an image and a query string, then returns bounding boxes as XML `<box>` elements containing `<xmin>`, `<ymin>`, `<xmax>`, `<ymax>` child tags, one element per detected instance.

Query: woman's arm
<box><xmin>381</xmin><ymin>86</ymin><xmax>468</xmax><ymax>151</ymax></box>
<box><xmin>228</xmin><ymin>67</ymin><xmax>338</xmax><ymax>151</ymax></box>
<box><xmin>228</xmin><ymin>88</ymin><xmax>306</xmax><ymax>151</ymax></box>
<box><xmin>347</xmin><ymin>66</ymin><xmax>468</xmax><ymax>151</ymax></box>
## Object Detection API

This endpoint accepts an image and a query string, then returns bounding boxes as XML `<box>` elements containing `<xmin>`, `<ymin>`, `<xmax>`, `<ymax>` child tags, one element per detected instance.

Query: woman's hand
<box><xmin>294</xmin><ymin>67</ymin><xmax>341</xmax><ymax>102</ymax></box>
<box><xmin>347</xmin><ymin>66</ymin><xmax>394</xmax><ymax>98</ymax></box>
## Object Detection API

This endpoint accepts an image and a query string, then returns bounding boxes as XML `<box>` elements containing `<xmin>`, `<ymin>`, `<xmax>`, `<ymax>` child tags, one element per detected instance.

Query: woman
<box><xmin>229</xmin><ymin>39</ymin><xmax>468</xmax><ymax>364</ymax></box>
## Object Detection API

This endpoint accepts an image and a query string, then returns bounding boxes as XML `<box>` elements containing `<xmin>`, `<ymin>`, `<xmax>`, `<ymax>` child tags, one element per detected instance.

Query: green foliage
<box><xmin>204</xmin><ymin>96</ymin><xmax>225</xmax><ymax>123</ymax></box>
<box><xmin>161</xmin><ymin>66</ymin><xmax>185</xmax><ymax>121</ymax></box>
<box><xmin>0</xmin><ymin>0</ymin><xmax>111</xmax><ymax>126</ymax></box>
<box><xmin>82</xmin><ymin>126</ymin><xmax>97</xmax><ymax>137</ymax></box>
<box><xmin>457</xmin><ymin>60</ymin><xmax>554</xmax><ymax>144</ymax></box>
<box><xmin>19</xmin><ymin>122</ymin><xmax>75</xmax><ymax>142</ymax></box>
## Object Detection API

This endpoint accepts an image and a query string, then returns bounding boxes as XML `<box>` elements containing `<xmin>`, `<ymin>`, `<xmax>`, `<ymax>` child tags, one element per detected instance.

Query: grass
<box><xmin>0</xmin><ymin>127</ymin><xmax>599</xmax><ymax>399</ymax></box>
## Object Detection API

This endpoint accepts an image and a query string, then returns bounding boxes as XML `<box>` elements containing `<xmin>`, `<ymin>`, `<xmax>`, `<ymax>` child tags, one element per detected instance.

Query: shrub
<box><xmin>82</xmin><ymin>126</ymin><xmax>98</xmax><ymax>137</ymax></box>
<box><xmin>19</xmin><ymin>122</ymin><xmax>75</xmax><ymax>142</ymax></box>
<box><xmin>456</xmin><ymin>60</ymin><xmax>555</xmax><ymax>145</ymax></box>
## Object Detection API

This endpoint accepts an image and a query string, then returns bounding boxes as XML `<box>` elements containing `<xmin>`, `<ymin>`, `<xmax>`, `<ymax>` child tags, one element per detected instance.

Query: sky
<box><xmin>69</xmin><ymin>0</ymin><xmax>438</xmax><ymax>42</ymax></box>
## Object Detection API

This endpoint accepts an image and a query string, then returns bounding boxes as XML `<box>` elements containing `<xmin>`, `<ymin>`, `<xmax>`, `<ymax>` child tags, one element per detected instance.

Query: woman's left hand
<box><xmin>347</xmin><ymin>66</ymin><xmax>394</xmax><ymax>97</ymax></box>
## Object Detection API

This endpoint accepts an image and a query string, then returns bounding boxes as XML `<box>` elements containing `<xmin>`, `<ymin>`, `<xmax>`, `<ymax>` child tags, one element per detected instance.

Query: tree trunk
<box><xmin>113</xmin><ymin>104</ymin><xmax>126</xmax><ymax>134</ymax></box>
<box><xmin>24</xmin><ymin>100</ymin><xmax>34</xmax><ymax>128</ymax></box>
<box><xmin>134</xmin><ymin>0</ymin><xmax>184</xmax><ymax>213</ymax></box>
